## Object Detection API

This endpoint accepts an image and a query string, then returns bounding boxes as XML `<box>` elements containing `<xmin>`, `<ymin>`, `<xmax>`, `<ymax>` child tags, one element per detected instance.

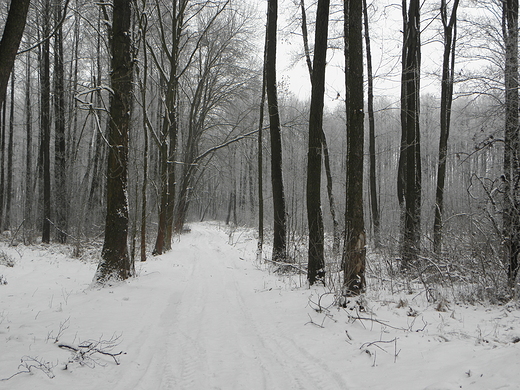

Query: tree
<box><xmin>300</xmin><ymin>0</ymin><xmax>340</xmax><ymax>256</ymax></box>
<box><xmin>266</xmin><ymin>0</ymin><xmax>288</xmax><ymax>262</ymax></box>
<box><xmin>398</xmin><ymin>0</ymin><xmax>422</xmax><ymax>269</ymax></box>
<box><xmin>150</xmin><ymin>0</ymin><xmax>188</xmax><ymax>255</ymax></box>
<box><xmin>343</xmin><ymin>0</ymin><xmax>366</xmax><ymax>296</ymax></box>
<box><xmin>0</xmin><ymin>0</ymin><xmax>31</xmax><ymax>109</ymax></box>
<box><xmin>502</xmin><ymin>0</ymin><xmax>519</xmax><ymax>287</ymax></box>
<box><xmin>433</xmin><ymin>0</ymin><xmax>460</xmax><ymax>254</ymax></box>
<box><xmin>363</xmin><ymin>0</ymin><xmax>380</xmax><ymax>248</ymax></box>
<box><xmin>41</xmin><ymin>0</ymin><xmax>52</xmax><ymax>244</ymax></box>
<box><xmin>95</xmin><ymin>0</ymin><xmax>134</xmax><ymax>282</ymax></box>
<box><xmin>306</xmin><ymin>0</ymin><xmax>330</xmax><ymax>285</ymax></box>
<box><xmin>54</xmin><ymin>0</ymin><xmax>68</xmax><ymax>243</ymax></box>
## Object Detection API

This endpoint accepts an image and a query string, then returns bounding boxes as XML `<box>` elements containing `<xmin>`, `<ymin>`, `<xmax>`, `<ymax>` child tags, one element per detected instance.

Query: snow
<box><xmin>1</xmin><ymin>222</ymin><xmax>520</xmax><ymax>389</ymax></box>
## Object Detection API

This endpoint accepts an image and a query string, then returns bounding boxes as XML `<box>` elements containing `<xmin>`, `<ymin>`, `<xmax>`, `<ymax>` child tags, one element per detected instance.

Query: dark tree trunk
<box><xmin>503</xmin><ymin>0</ymin><xmax>520</xmax><ymax>288</ymax></box>
<box><xmin>266</xmin><ymin>0</ymin><xmax>287</xmax><ymax>262</ymax></box>
<box><xmin>24</xmin><ymin>49</ymin><xmax>33</xmax><ymax>239</ymax></box>
<box><xmin>5</xmin><ymin>71</ymin><xmax>14</xmax><ymax>231</ymax></box>
<box><xmin>95</xmin><ymin>0</ymin><xmax>134</xmax><ymax>282</ymax></box>
<box><xmin>0</xmin><ymin>95</ymin><xmax>5</xmax><ymax>230</ymax></box>
<box><xmin>363</xmin><ymin>0</ymin><xmax>380</xmax><ymax>248</ymax></box>
<box><xmin>433</xmin><ymin>0</ymin><xmax>459</xmax><ymax>255</ymax></box>
<box><xmin>0</xmin><ymin>0</ymin><xmax>30</xmax><ymax>108</ymax></box>
<box><xmin>306</xmin><ymin>0</ymin><xmax>330</xmax><ymax>285</ymax></box>
<box><xmin>41</xmin><ymin>0</ymin><xmax>52</xmax><ymax>244</ymax></box>
<box><xmin>153</xmin><ymin>0</ymin><xmax>185</xmax><ymax>254</ymax></box>
<box><xmin>399</xmin><ymin>0</ymin><xmax>421</xmax><ymax>269</ymax></box>
<box><xmin>257</xmin><ymin>40</ymin><xmax>267</xmax><ymax>261</ymax></box>
<box><xmin>153</xmin><ymin>142</ymin><xmax>168</xmax><ymax>255</ymax></box>
<box><xmin>343</xmin><ymin>0</ymin><xmax>366</xmax><ymax>297</ymax></box>
<box><xmin>300</xmin><ymin>0</ymin><xmax>340</xmax><ymax>257</ymax></box>
<box><xmin>54</xmin><ymin>0</ymin><xmax>68</xmax><ymax>243</ymax></box>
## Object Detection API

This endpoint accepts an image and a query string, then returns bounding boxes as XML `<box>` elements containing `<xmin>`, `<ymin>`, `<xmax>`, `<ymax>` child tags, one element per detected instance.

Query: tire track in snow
<box><xmin>134</xmin><ymin>224</ymin><xmax>350</xmax><ymax>389</ymax></box>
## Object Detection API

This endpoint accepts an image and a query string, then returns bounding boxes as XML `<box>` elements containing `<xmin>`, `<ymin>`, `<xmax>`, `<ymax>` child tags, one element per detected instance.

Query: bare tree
<box><xmin>41</xmin><ymin>0</ymin><xmax>52</xmax><ymax>244</ymax></box>
<box><xmin>363</xmin><ymin>0</ymin><xmax>380</xmax><ymax>248</ymax></box>
<box><xmin>398</xmin><ymin>0</ymin><xmax>422</xmax><ymax>269</ymax></box>
<box><xmin>266</xmin><ymin>0</ymin><xmax>288</xmax><ymax>262</ymax></box>
<box><xmin>95</xmin><ymin>0</ymin><xmax>134</xmax><ymax>282</ymax></box>
<box><xmin>343</xmin><ymin>0</ymin><xmax>366</xmax><ymax>296</ymax></box>
<box><xmin>0</xmin><ymin>0</ymin><xmax>31</xmax><ymax>109</ymax></box>
<box><xmin>433</xmin><ymin>0</ymin><xmax>460</xmax><ymax>254</ymax></box>
<box><xmin>306</xmin><ymin>0</ymin><xmax>330</xmax><ymax>285</ymax></box>
<box><xmin>54</xmin><ymin>0</ymin><xmax>68</xmax><ymax>243</ymax></box>
<box><xmin>502</xmin><ymin>0</ymin><xmax>520</xmax><ymax>287</ymax></box>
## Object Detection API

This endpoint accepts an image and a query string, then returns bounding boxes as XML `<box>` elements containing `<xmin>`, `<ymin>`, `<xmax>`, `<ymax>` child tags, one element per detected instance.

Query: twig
<box><xmin>360</xmin><ymin>338</ymin><xmax>398</xmax><ymax>352</ymax></box>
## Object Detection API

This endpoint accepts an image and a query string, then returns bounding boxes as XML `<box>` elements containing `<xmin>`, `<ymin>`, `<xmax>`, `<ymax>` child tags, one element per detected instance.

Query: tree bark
<box><xmin>95</xmin><ymin>0</ymin><xmax>134</xmax><ymax>282</ymax></box>
<box><xmin>0</xmin><ymin>0</ymin><xmax>31</xmax><ymax>109</ymax></box>
<box><xmin>54</xmin><ymin>0</ymin><xmax>68</xmax><ymax>243</ymax></box>
<box><xmin>399</xmin><ymin>0</ymin><xmax>421</xmax><ymax>269</ymax></box>
<box><xmin>306</xmin><ymin>0</ymin><xmax>330</xmax><ymax>285</ymax></box>
<box><xmin>4</xmin><ymin>71</ymin><xmax>14</xmax><ymax>231</ymax></box>
<box><xmin>363</xmin><ymin>0</ymin><xmax>380</xmax><ymax>248</ymax></box>
<box><xmin>24</xmin><ymin>49</ymin><xmax>33</xmax><ymax>239</ymax></box>
<box><xmin>41</xmin><ymin>0</ymin><xmax>52</xmax><ymax>244</ymax></box>
<box><xmin>433</xmin><ymin>0</ymin><xmax>459</xmax><ymax>254</ymax></box>
<box><xmin>266</xmin><ymin>0</ymin><xmax>288</xmax><ymax>262</ymax></box>
<box><xmin>343</xmin><ymin>0</ymin><xmax>366</xmax><ymax>296</ymax></box>
<box><xmin>503</xmin><ymin>0</ymin><xmax>520</xmax><ymax>287</ymax></box>
<box><xmin>300</xmin><ymin>0</ymin><xmax>340</xmax><ymax>257</ymax></box>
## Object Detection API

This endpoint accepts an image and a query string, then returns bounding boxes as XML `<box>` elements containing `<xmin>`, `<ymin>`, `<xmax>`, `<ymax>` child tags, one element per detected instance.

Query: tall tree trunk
<box><xmin>41</xmin><ymin>0</ymin><xmax>52</xmax><ymax>244</ymax></box>
<box><xmin>257</xmin><ymin>39</ymin><xmax>267</xmax><ymax>261</ymax></box>
<box><xmin>24</xmin><ymin>49</ymin><xmax>33</xmax><ymax>239</ymax></box>
<box><xmin>0</xmin><ymin>0</ymin><xmax>31</xmax><ymax>109</ymax></box>
<box><xmin>266</xmin><ymin>0</ymin><xmax>287</xmax><ymax>262</ymax></box>
<box><xmin>153</xmin><ymin>0</ymin><xmax>186</xmax><ymax>254</ymax></box>
<box><xmin>54</xmin><ymin>0</ymin><xmax>68</xmax><ymax>243</ymax></box>
<box><xmin>300</xmin><ymin>0</ymin><xmax>340</xmax><ymax>257</ymax></box>
<box><xmin>153</xmin><ymin>140</ymin><xmax>168</xmax><ymax>254</ymax></box>
<box><xmin>4</xmin><ymin>71</ymin><xmax>14</xmax><ymax>231</ymax></box>
<box><xmin>343</xmin><ymin>0</ymin><xmax>366</xmax><ymax>297</ymax></box>
<box><xmin>0</xmin><ymin>95</ymin><xmax>5</xmax><ymax>230</ymax></box>
<box><xmin>503</xmin><ymin>0</ymin><xmax>520</xmax><ymax>288</ymax></box>
<box><xmin>433</xmin><ymin>0</ymin><xmax>459</xmax><ymax>255</ymax></box>
<box><xmin>399</xmin><ymin>0</ymin><xmax>421</xmax><ymax>269</ymax></box>
<box><xmin>363</xmin><ymin>0</ymin><xmax>380</xmax><ymax>248</ymax></box>
<box><xmin>95</xmin><ymin>0</ymin><xmax>134</xmax><ymax>282</ymax></box>
<box><xmin>306</xmin><ymin>0</ymin><xmax>330</xmax><ymax>285</ymax></box>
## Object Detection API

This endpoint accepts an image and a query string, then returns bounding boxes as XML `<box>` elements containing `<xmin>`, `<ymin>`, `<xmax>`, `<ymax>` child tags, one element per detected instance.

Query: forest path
<box><xmin>113</xmin><ymin>223</ymin><xmax>348</xmax><ymax>390</ymax></box>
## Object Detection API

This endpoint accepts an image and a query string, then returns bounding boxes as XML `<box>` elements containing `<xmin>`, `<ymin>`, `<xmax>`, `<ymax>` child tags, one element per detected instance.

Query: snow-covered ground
<box><xmin>1</xmin><ymin>222</ymin><xmax>519</xmax><ymax>389</ymax></box>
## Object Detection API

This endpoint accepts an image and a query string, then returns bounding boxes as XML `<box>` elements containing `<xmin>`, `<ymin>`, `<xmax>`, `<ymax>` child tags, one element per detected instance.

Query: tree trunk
<box><xmin>343</xmin><ymin>0</ymin><xmax>366</xmax><ymax>297</ymax></box>
<box><xmin>41</xmin><ymin>0</ymin><xmax>52</xmax><ymax>244</ymax></box>
<box><xmin>54</xmin><ymin>0</ymin><xmax>68</xmax><ymax>243</ymax></box>
<box><xmin>266</xmin><ymin>0</ymin><xmax>287</xmax><ymax>262</ymax></box>
<box><xmin>300</xmin><ymin>0</ymin><xmax>340</xmax><ymax>257</ymax></box>
<box><xmin>24</xmin><ymin>49</ymin><xmax>33</xmax><ymax>240</ymax></box>
<box><xmin>399</xmin><ymin>0</ymin><xmax>421</xmax><ymax>269</ymax></box>
<box><xmin>4</xmin><ymin>71</ymin><xmax>14</xmax><ymax>231</ymax></box>
<box><xmin>257</xmin><ymin>39</ymin><xmax>267</xmax><ymax>261</ymax></box>
<box><xmin>503</xmin><ymin>0</ymin><xmax>520</xmax><ymax>288</ymax></box>
<box><xmin>0</xmin><ymin>0</ymin><xmax>31</xmax><ymax>109</ymax></box>
<box><xmin>433</xmin><ymin>0</ymin><xmax>459</xmax><ymax>255</ymax></box>
<box><xmin>306</xmin><ymin>0</ymin><xmax>330</xmax><ymax>285</ymax></box>
<box><xmin>0</xmin><ymin>95</ymin><xmax>5</xmax><ymax>231</ymax></box>
<box><xmin>363</xmin><ymin>0</ymin><xmax>380</xmax><ymax>248</ymax></box>
<box><xmin>95</xmin><ymin>0</ymin><xmax>134</xmax><ymax>282</ymax></box>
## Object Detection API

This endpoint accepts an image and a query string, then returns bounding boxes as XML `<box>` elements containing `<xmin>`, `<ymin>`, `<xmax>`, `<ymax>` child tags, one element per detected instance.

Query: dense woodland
<box><xmin>0</xmin><ymin>0</ymin><xmax>519</xmax><ymax>300</ymax></box>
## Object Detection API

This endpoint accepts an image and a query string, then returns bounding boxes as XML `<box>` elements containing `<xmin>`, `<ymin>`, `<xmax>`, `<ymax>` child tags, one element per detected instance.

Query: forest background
<box><xmin>0</xmin><ymin>0</ymin><xmax>517</xmax><ymax>301</ymax></box>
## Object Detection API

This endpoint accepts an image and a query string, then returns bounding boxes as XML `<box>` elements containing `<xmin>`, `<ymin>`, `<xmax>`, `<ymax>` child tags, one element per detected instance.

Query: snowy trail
<box><xmin>114</xmin><ymin>225</ymin><xmax>348</xmax><ymax>390</ymax></box>
<box><xmin>3</xmin><ymin>223</ymin><xmax>520</xmax><ymax>390</ymax></box>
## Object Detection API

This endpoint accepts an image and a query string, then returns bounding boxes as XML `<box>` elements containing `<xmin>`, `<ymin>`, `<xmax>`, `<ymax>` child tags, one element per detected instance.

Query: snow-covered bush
<box><xmin>0</xmin><ymin>250</ymin><xmax>15</xmax><ymax>267</ymax></box>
